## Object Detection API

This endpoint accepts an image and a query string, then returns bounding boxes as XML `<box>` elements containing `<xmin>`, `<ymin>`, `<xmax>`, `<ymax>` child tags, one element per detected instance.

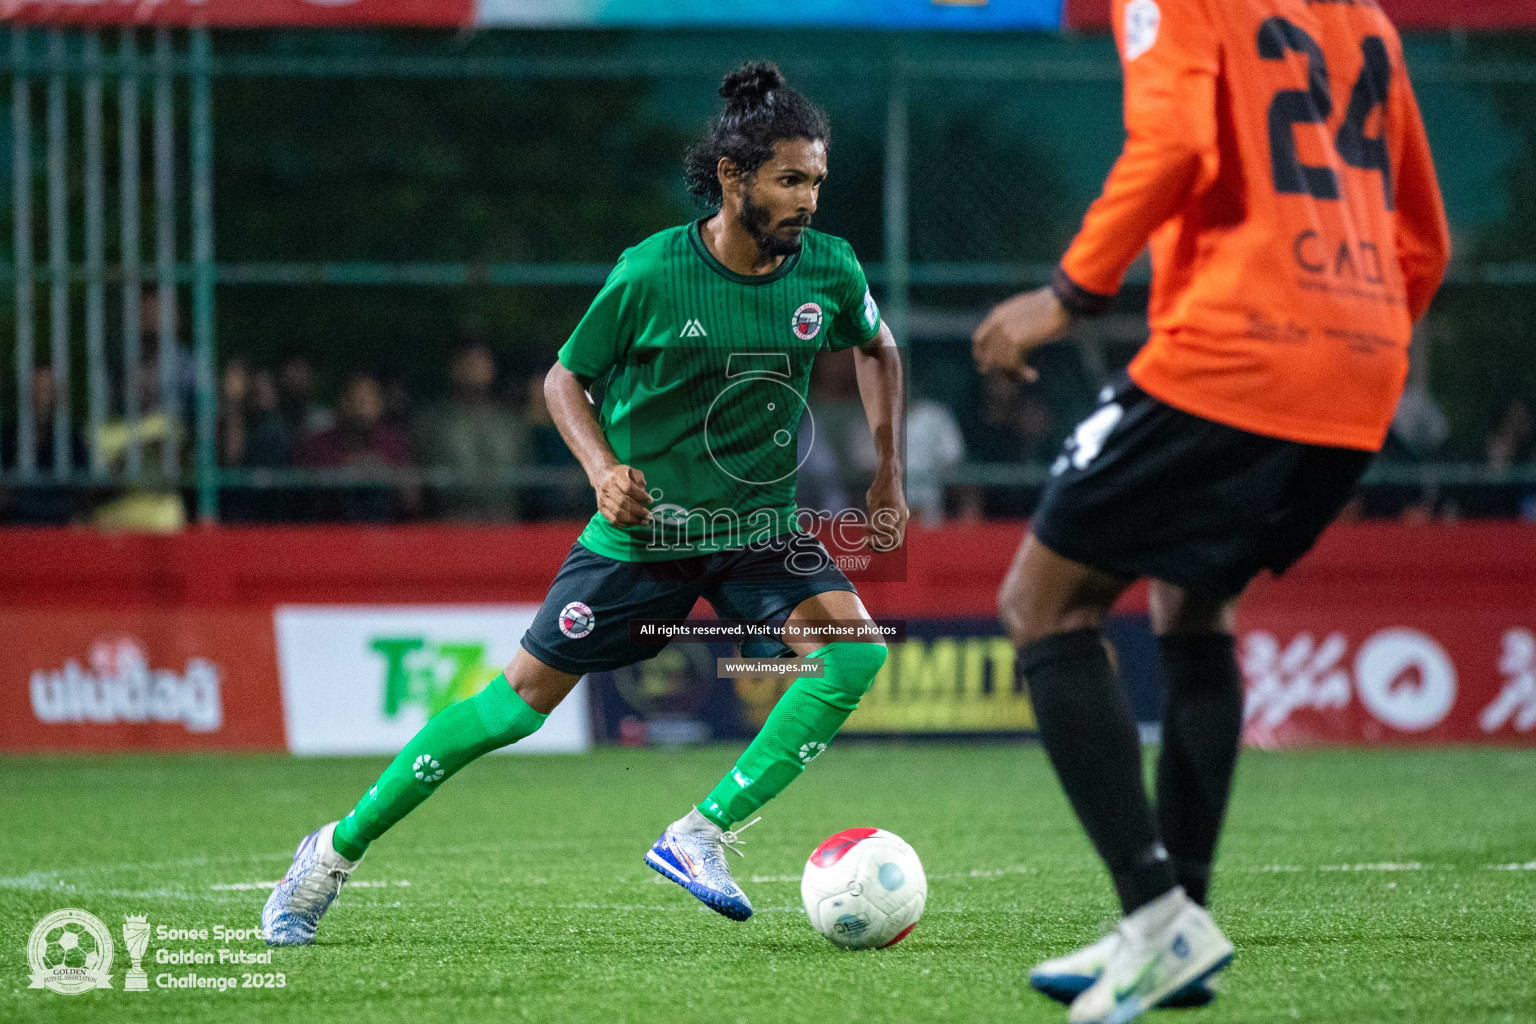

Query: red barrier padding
<box><xmin>0</xmin><ymin>607</ymin><xmax>285</xmax><ymax>751</ymax></box>
<box><xmin>0</xmin><ymin>521</ymin><xmax>1530</xmax><ymax>615</ymax></box>
<box><xmin>0</xmin><ymin>523</ymin><xmax>584</xmax><ymax>608</ymax></box>
<box><xmin>1236</xmin><ymin>523</ymin><xmax>1536</xmax><ymax>747</ymax></box>
<box><xmin>2</xmin><ymin>522</ymin><xmax>1532</xmax><ymax>750</ymax></box>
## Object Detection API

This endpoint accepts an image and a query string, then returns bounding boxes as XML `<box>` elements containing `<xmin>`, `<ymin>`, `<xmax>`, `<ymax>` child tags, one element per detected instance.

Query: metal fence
<box><xmin>4</xmin><ymin>28</ymin><xmax>1536</xmax><ymax>524</ymax></box>
<box><xmin>4</xmin><ymin>27</ymin><xmax>214</xmax><ymax>516</ymax></box>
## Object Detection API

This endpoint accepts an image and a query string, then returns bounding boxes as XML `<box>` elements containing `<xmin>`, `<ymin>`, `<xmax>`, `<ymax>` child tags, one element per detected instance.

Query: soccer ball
<box><xmin>41</xmin><ymin>922</ymin><xmax>100</xmax><ymax>970</ymax></box>
<box><xmin>801</xmin><ymin>828</ymin><xmax>926</xmax><ymax>949</ymax></box>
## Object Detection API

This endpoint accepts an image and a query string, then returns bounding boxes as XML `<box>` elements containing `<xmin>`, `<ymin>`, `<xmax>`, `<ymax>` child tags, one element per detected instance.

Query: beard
<box><xmin>739</xmin><ymin>191</ymin><xmax>809</xmax><ymax>258</ymax></box>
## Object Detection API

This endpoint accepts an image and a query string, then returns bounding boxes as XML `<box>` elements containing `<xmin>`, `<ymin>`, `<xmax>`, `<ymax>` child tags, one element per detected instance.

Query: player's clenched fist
<box><xmin>865</xmin><ymin>473</ymin><xmax>908</xmax><ymax>553</ymax></box>
<box><xmin>971</xmin><ymin>286</ymin><xmax>1071</xmax><ymax>381</ymax></box>
<box><xmin>595</xmin><ymin>464</ymin><xmax>653</xmax><ymax>526</ymax></box>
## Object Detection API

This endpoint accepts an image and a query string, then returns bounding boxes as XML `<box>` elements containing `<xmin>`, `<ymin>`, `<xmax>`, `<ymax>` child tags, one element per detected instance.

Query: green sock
<box><xmin>331</xmin><ymin>674</ymin><xmax>546</xmax><ymax>860</ymax></box>
<box><xmin>698</xmin><ymin>642</ymin><xmax>887</xmax><ymax>829</ymax></box>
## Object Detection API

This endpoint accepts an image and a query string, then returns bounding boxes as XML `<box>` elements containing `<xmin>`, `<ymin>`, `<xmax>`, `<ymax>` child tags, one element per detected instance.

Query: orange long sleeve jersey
<box><xmin>1055</xmin><ymin>0</ymin><xmax>1451</xmax><ymax>451</ymax></box>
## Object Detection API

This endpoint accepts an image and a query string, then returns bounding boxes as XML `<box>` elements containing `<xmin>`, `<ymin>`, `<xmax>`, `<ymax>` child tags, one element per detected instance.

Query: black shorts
<box><xmin>520</xmin><ymin>536</ymin><xmax>857</xmax><ymax>675</ymax></box>
<box><xmin>1032</xmin><ymin>374</ymin><xmax>1374</xmax><ymax>598</ymax></box>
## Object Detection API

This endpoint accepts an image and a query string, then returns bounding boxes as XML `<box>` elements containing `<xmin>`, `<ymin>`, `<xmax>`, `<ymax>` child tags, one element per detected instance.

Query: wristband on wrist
<box><xmin>1051</xmin><ymin>266</ymin><xmax>1116</xmax><ymax>317</ymax></box>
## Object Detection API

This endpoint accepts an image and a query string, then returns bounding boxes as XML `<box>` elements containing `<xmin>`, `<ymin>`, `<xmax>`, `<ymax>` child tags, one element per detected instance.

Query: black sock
<box><xmin>1020</xmin><ymin>628</ymin><xmax>1176</xmax><ymax>915</ymax></box>
<box><xmin>1155</xmin><ymin>632</ymin><xmax>1244</xmax><ymax>907</ymax></box>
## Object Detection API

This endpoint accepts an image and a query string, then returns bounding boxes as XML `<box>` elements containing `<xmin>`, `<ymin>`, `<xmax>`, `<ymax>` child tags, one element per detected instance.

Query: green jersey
<box><xmin>559</xmin><ymin>219</ymin><xmax>882</xmax><ymax>561</ymax></box>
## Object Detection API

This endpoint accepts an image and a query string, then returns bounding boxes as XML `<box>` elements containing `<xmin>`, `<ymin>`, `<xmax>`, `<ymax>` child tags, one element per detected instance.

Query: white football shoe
<box><xmin>1031</xmin><ymin>932</ymin><xmax>1122</xmax><ymax>1003</ymax></box>
<box><xmin>1031</xmin><ymin>928</ymin><xmax>1218</xmax><ymax>1009</ymax></box>
<box><xmin>261</xmin><ymin>821</ymin><xmax>360</xmax><ymax>946</ymax></box>
<box><xmin>1067</xmin><ymin>888</ymin><xmax>1234</xmax><ymax>1024</ymax></box>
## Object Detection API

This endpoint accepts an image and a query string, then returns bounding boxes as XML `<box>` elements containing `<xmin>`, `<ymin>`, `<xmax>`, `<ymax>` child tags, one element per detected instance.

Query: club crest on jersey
<box><xmin>792</xmin><ymin>302</ymin><xmax>823</xmax><ymax>341</ymax></box>
<box><xmin>559</xmin><ymin>601</ymin><xmax>595</xmax><ymax>639</ymax></box>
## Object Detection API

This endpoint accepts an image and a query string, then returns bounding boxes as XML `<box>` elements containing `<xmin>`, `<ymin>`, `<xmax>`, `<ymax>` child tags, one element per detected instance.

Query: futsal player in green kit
<box><xmin>263</xmin><ymin>61</ymin><xmax>908</xmax><ymax>943</ymax></box>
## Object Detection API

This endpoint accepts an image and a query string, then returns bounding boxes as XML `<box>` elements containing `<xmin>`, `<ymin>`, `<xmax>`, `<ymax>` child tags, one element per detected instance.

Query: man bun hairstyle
<box><xmin>684</xmin><ymin>60</ymin><xmax>831</xmax><ymax>208</ymax></box>
<box><xmin>720</xmin><ymin>61</ymin><xmax>783</xmax><ymax>106</ymax></box>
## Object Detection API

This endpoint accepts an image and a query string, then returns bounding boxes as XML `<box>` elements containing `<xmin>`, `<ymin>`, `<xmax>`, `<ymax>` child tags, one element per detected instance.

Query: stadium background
<box><xmin>1</xmin><ymin>7</ymin><xmax>1534</xmax><ymax>1024</ymax></box>
<box><xmin>1</xmin><ymin>0</ymin><xmax>1534</xmax><ymax>755</ymax></box>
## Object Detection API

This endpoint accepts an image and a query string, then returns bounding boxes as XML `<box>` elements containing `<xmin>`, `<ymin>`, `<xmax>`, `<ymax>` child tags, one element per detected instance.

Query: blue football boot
<box><xmin>645</xmin><ymin>812</ymin><xmax>758</xmax><ymax>921</ymax></box>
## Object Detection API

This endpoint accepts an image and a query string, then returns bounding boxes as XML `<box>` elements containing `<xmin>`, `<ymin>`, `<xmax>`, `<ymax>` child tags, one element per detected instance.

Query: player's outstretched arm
<box><xmin>1056</xmin><ymin>0</ymin><xmax>1220</xmax><ymax>305</ymax></box>
<box><xmin>543</xmin><ymin>361</ymin><xmax>652</xmax><ymax>526</ymax></box>
<box><xmin>972</xmin><ymin>286</ymin><xmax>1072</xmax><ymax>381</ymax></box>
<box><xmin>853</xmin><ymin>321</ymin><xmax>909</xmax><ymax>551</ymax></box>
<box><xmin>976</xmin><ymin>0</ymin><xmax>1217</xmax><ymax>380</ymax></box>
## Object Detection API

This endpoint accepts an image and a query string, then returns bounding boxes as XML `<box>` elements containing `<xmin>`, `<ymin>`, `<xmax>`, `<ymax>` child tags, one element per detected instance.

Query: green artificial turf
<box><xmin>2</xmin><ymin>744</ymin><xmax>1533</xmax><ymax>1023</ymax></box>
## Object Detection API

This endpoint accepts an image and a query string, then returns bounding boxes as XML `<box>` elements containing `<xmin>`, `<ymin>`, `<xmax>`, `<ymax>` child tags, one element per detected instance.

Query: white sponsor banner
<box><xmin>274</xmin><ymin>606</ymin><xmax>589</xmax><ymax>755</ymax></box>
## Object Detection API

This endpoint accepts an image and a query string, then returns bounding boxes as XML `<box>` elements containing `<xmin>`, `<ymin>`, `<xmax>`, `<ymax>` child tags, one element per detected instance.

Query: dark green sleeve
<box><xmin>827</xmin><ymin>249</ymin><xmax>882</xmax><ymax>352</ymax></box>
<box><xmin>558</xmin><ymin>258</ymin><xmax>635</xmax><ymax>379</ymax></box>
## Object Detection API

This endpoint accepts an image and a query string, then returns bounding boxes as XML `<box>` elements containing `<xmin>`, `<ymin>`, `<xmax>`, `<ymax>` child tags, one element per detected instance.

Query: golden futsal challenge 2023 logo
<box><xmin>26</xmin><ymin>909</ymin><xmax>278</xmax><ymax>996</ymax></box>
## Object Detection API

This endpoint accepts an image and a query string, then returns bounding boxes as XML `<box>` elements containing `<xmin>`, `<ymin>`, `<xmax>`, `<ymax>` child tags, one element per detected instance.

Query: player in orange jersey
<box><xmin>972</xmin><ymin>0</ymin><xmax>1450</xmax><ymax>1019</ymax></box>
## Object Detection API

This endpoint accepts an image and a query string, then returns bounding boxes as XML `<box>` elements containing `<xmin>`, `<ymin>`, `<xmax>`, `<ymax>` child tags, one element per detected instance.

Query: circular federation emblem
<box><xmin>559</xmin><ymin>601</ymin><xmax>596</xmax><ymax>640</ymax></box>
<box><xmin>412</xmin><ymin>754</ymin><xmax>444</xmax><ymax>783</ymax></box>
<box><xmin>27</xmin><ymin>909</ymin><xmax>115</xmax><ymax>995</ymax></box>
<box><xmin>791</xmin><ymin>302</ymin><xmax>824</xmax><ymax>341</ymax></box>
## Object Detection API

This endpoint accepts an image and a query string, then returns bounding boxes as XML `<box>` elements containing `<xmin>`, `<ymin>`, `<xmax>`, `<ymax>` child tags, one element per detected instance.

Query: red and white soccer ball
<box><xmin>801</xmin><ymin>828</ymin><xmax>927</xmax><ymax>950</ymax></box>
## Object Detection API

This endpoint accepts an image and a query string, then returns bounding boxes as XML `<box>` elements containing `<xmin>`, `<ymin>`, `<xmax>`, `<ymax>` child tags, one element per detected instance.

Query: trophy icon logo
<box><xmin>122</xmin><ymin>915</ymin><xmax>151</xmax><ymax>992</ymax></box>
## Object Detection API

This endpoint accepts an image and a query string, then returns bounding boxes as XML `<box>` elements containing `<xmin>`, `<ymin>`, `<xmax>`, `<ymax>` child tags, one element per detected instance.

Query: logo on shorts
<box><xmin>792</xmin><ymin>302</ymin><xmax>823</xmax><ymax>341</ymax></box>
<box><xmin>559</xmin><ymin>601</ymin><xmax>596</xmax><ymax>639</ymax></box>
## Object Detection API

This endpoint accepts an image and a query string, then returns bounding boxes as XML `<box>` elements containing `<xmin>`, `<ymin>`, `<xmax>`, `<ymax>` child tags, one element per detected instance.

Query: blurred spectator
<box><xmin>906</xmin><ymin>399</ymin><xmax>966</xmax><ymax>526</ymax></box>
<box><xmin>138</xmin><ymin>286</ymin><xmax>197</xmax><ymax>417</ymax></box>
<box><xmin>278</xmin><ymin>355</ymin><xmax>336</xmax><ymax>444</ymax></box>
<box><xmin>298</xmin><ymin>372</ymin><xmax>416</xmax><ymax>522</ymax></box>
<box><xmin>1387</xmin><ymin>384</ymin><xmax>1449</xmax><ymax>460</ymax></box>
<box><xmin>801</xmin><ymin>350</ymin><xmax>867</xmax><ymax>511</ymax></box>
<box><xmin>850</xmin><ymin>387</ymin><xmax>965</xmax><ymax>527</ymax></box>
<box><xmin>958</xmin><ymin>373</ymin><xmax>1053</xmax><ymax>517</ymax></box>
<box><xmin>381</xmin><ymin>374</ymin><xmax>415</xmax><ymax>433</ymax></box>
<box><xmin>1487</xmin><ymin>398</ymin><xmax>1534</xmax><ymax>470</ymax></box>
<box><xmin>797</xmin><ymin>424</ymin><xmax>849</xmax><ymax>516</ymax></box>
<box><xmin>968</xmin><ymin>373</ymin><xmax>1053</xmax><ymax>463</ymax></box>
<box><xmin>94</xmin><ymin>307</ymin><xmax>189</xmax><ymax>531</ymax></box>
<box><xmin>220</xmin><ymin>359</ymin><xmax>293</xmax><ymax>470</ymax></box>
<box><xmin>1375</xmin><ymin>384</ymin><xmax>1451</xmax><ymax>518</ymax></box>
<box><xmin>247</xmin><ymin>369</ymin><xmax>291</xmax><ymax>468</ymax></box>
<box><xmin>219</xmin><ymin>359</ymin><xmax>294</xmax><ymax>523</ymax></box>
<box><xmin>104</xmin><ymin>285</ymin><xmax>193</xmax><ymax>426</ymax></box>
<box><xmin>1463</xmin><ymin>397</ymin><xmax>1536</xmax><ymax>520</ymax></box>
<box><xmin>525</xmin><ymin>373</ymin><xmax>590</xmax><ymax>520</ymax></box>
<box><xmin>0</xmin><ymin>367</ymin><xmax>89</xmax><ymax>525</ymax></box>
<box><xmin>416</xmin><ymin>342</ymin><xmax>530</xmax><ymax>522</ymax></box>
<box><xmin>86</xmin><ymin>285</ymin><xmax>191</xmax><ymax>531</ymax></box>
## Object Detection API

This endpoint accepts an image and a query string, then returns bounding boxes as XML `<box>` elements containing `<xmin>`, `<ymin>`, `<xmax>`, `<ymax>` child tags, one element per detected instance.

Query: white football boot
<box><xmin>1067</xmin><ymin>888</ymin><xmax>1234</xmax><ymax>1024</ymax></box>
<box><xmin>262</xmin><ymin>821</ymin><xmax>360</xmax><ymax>946</ymax></box>
<box><xmin>1031</xmin><ymin>929</ymin><xmax>1218</xmax><ymax>1009</ymax></box>
<box><xmin>1032</xmin><ymin>932</ymin><xmax>1123</xmax><ymax>1003</ymax></box>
